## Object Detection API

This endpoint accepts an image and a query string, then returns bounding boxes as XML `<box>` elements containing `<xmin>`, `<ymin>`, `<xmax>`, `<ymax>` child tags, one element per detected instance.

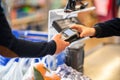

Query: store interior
<box><xmin>0</xmin><ymin>0</ymin><xmax>120</xmax><ymax>80</ymax></box>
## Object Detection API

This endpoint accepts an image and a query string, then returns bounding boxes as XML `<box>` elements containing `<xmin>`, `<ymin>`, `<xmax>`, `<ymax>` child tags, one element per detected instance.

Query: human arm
<box><xmin>0</xmin><ymin>4</ymin><xmax>69</xmax><ymax>57</ymax></box>
<box><xmin>94</xmin><ymin>18</ymin><xmax>120</xmax><ymax>38</ymax></box>
<box><xmin>71</xmin><ymin>18</ymin><xmax>120</xmax><ymax>38</ymax></box>
<box><xmin>8</xmin><ymin>34</ymin><xmax>69</xmax><ymax>57</ymax></box>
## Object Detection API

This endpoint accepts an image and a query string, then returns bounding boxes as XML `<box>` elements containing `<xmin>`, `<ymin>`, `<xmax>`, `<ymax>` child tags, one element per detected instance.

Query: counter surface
<box><xmin>84</xmin><ymin>44</ymin><xmax>120</xmax><ymax>80</ymax></box>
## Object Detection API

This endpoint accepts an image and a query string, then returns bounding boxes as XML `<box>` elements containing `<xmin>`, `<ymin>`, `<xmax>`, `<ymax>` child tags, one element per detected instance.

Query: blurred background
<box><xmin>3</xmin><ymin>0</ymin><xmax>120</xmax><ymax>52</ymax></box>
<box><xmin>0</xmin><ymin>0</ymin><xmax>120</xmax><ymax>80</ymax></box>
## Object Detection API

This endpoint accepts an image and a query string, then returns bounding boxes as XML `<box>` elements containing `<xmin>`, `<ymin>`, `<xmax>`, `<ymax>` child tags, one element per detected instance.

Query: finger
<box><xmin>70</xmin><ymin>25</ymin><xmax>78</xmax><ymax>29</ymax></box>
<box><xmin>71</xmin><ymin>27</ymin><xmax>78</xmax><ymax>30</ymax></box>
<box><xmin>55</xmin><ymin>33</ymin><xmax>61</xmax><ymax>38</ymax></box>
<box><xmin>68</xmin><ymin>24</ymin><xmax>76</xmax><ymax>27</ymax></box>
<box><xmin>80</xmin><ymin>34</ymin><xmax>83</xmax><ymax>37</ymax></box>
<box><xmin>71</xmin><ymin>25</ymin><xmax>83</xmax><ymax>32</ymax></box>
<box><xmin>80</xmin><ymin>33</ymin><xmax>84</xmax><ymax>37</ymax></box>
<box><xmin>65</xmin><ymin>42</ymin><xmax>70</xmax><ymax>46</ymax></box>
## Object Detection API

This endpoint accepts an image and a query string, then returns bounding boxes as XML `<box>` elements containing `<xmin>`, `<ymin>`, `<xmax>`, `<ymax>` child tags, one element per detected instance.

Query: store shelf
<box><xmin>11</xmin><ymin>13</ymin><xmax>46</xmax><ymax>26</ymax></box>
<box><xmin>7</xmin><ymin>0</ymin><xmax>48</xmax><ymax>31</ymax></box>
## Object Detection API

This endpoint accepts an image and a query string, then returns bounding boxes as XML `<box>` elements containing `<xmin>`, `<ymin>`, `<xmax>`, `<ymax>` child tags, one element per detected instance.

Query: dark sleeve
<box><xmin>10</xmin><ymin>39</ymin><xmax>56</xmax><ymax>57</ymax></box>
<box><xmin>0</xmin><ymin>4</ymin><xmax>56</xmax><ymax>57</ymax></box>
<box><xmin>93</xmin><ymin>18</ymin><xmax>120</xmax><ymax>38</ymax></box>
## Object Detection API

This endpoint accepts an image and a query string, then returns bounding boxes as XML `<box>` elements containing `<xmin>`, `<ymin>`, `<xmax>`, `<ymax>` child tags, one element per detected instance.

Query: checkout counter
<box><xmin>84</xmin><ymin>44</ymin><xmax>120</xmax><ymax>80</ymax></box>
<box><xmin>48</xmin><ymin>6</ymin><xmax>120</xmax><ymax>80</ymax></box>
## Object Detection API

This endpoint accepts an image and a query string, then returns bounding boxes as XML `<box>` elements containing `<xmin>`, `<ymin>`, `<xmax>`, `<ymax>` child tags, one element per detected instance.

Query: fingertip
<box><xmin>69</xmin><ymin>24</ymin><xmax>75</xmax><ymax>27</ymax></box>
<box><xmin>80</xmin><ymin>34</ymin><xmax>83</xmax><ymax>37</ymax></box>
<box><xmin>66</xmin><ymin>42</ymin><xmax>70</xmax><ymax>45</ymax></box>
<box><xmin>70</xmin><ymin>25</ymin><xmax>75</xmax><ymax>28</ymax></box>
<box><xmin>56</xmin><ymin>33</ymin><xmax>61</xmax><ymax>37</ymax></box>
<box><xmin>59</xmin><ymin>33</ymin><xmax>62</xmax><ymax>36</ymax></box>
<box><xmin>57</xmin><ymin>33</ymin><xmax>60</xmax><ymax>35</ymax></box>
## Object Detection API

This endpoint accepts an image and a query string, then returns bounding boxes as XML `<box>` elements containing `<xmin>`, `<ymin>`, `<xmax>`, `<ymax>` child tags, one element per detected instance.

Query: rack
<box><xmin>8</xmin><ymin>0</ymin><xmax>48</xmax><ymax>31</ymax></box>
<box><xmin>11</xmin><ymin>13</ymin><xmax>45</xmax><ymax>26</ymax></box>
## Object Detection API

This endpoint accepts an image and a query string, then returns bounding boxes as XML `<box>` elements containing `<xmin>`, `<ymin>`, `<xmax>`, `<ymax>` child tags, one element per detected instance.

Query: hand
<box><xmin>52</xmin><ymin>34</ymin><xmax>70</xmax><ymax>54</ymax></box>
<box><xmin>71</xmin><ymin>24</ymin><xmax>96</xmax><ymax>37</ymax></box>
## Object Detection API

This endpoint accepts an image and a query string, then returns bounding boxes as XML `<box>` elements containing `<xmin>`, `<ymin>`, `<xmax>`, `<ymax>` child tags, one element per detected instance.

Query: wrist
<box><xmin>90</xmin><ymin>28</ymin><xmax>96</xmax><ymax>37</ymax></box>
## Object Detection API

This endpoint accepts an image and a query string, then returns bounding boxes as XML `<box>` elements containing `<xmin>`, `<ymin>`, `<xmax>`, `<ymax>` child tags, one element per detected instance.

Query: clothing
<box><xmin>94</xmin><ymin>18</ymin><xmax>120</xmax><ymax>38</ymax></box>
<box><xmin>0</xmin><ymin>4</ymin><xmax>56</xmax><ymax>57</ymax></box>
<box><xmin>94</xmin><ymin>0</ymin><xmax>117</xmax><ymax>22</ymax></box>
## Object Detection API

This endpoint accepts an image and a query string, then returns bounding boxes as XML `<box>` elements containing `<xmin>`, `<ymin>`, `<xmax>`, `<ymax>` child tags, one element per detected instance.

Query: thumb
<box><xmin>65</xmin><ymin>42</ymin><xmax>70</xmax><ymax>46</ymax></box>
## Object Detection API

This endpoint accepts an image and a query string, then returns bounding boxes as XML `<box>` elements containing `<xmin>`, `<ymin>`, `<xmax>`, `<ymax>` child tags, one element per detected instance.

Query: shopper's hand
<box><xmin>52</xmin><ymin>33</ymin><xmax>70</xmax><ymax>54</ymax></box>
<box><xmin>71</xmin><ymin>24</ymin><xmax>96</xmax><ymax>37</ymax></box>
